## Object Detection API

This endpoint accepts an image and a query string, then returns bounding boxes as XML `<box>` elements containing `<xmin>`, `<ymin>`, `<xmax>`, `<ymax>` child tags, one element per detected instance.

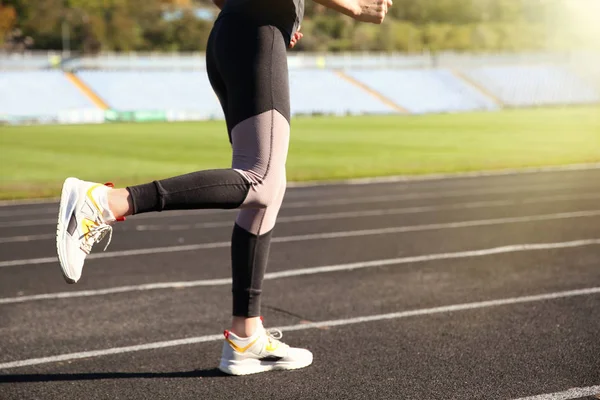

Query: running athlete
<box><xmin>56</xmin><ymin>0</ymin><xmax>392</xmax><ymax>376</ymax></box>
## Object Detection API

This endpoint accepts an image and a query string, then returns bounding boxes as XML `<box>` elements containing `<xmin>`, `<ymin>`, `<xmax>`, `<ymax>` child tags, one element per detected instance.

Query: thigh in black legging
<box><xmin>206</xmin><ymin>16</ymin><xmax>291</xmax><ymax>139</ymax></box>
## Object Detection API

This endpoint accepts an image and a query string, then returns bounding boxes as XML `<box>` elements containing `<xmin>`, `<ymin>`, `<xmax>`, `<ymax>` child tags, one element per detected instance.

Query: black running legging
<box><xmin>127</xmin><ymin>15</ymin><xmax>291</xmax><ymax>318</ymax></box>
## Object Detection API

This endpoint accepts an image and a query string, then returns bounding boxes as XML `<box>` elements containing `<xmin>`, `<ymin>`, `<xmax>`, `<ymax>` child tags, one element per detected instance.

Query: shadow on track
<box><xmin>0</xmin><ymin>368</ymin><xmax>228</xmax><ymax>383</ymax></box>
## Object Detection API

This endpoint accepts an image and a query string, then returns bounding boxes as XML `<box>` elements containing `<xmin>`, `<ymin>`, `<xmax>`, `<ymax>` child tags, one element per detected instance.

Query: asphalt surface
<box><xmin>1</xmin><ymin>168</ymin><xmax>599</xmax><ymax>400</ymax></box>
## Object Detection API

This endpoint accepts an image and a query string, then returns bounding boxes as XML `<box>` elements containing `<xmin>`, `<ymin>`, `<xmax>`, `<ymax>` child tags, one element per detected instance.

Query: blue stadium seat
<box><xmin>461</xmin><ymin>65</ymin><xmax>600</xmax><ymax>107</ymax></box>
<box><xmin>0</xmin><ymin>71</ymin><xmax>95</xmax><ymax>118</ymax></box>
<box><xmin>79</xmin><ymin>69</ymin><xmax>394</xmax><ymax>118</ymax></box>
<box><xmin>77</xmin><ymin>71</ymin><xmax>224</xmax><ymax>118</ymax></box>
<box><xmin>345</xmin><ymin>68</ymin><xmax>499</xmax><ymax>114</ymax></box>
<box><xmin>289</xmin><ymin>69</ymin><xmax>394</xmax><ymax>115</ymax></box>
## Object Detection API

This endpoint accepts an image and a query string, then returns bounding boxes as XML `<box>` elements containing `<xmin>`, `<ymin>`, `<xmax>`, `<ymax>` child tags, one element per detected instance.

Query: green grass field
<box><xmin>1</xmin><ymin>106</ymin><xmax>599</xmax><ymax>199</ymax></box>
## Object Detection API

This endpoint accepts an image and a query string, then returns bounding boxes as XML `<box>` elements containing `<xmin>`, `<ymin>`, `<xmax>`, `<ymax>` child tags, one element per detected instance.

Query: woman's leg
<box><xmin>209</xmin><ymin>21</ymin><xmax>310</xmax><ymax>376</ymax></box>
<box><xmin>106</xmin><ymin>19</ymin><xmax>291</xmax><ymax>337</ymax></box>
<box><xmin>211</xmin><ymin>18</ymin><xmax>292</xmax><ymax>337</ymax></box>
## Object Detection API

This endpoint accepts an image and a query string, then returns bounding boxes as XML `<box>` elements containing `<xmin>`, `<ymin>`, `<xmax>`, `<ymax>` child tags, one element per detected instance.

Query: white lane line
<box><xmin>134</xmin><ymin>193</ymin><xmax>600</xmax><ymax>232</ymax></box>
<box><xmin>512</xmin><ymin>386</ymin><xmax>600</xmax><ymax>400</ymax></box>
<box><xmin>282</xmin><ymin>182</ymin><xmax>580</xmax><ymax>209</ymax></box>
<box><xmin>1</xmin><ymin>286</ymin><xmax>599</xmax><ymax>370</ymax></box>
<box><xmin>3</xmin><ymin>193</ymin><xmax>598</xmax><ymax>242</ymax></box>
<box><xmin>0</xmin><ymin>277</ymin><xmax>232</xmax><ymax>304</ymax></box>
<box><xmin>2</xmin><ymin>199</ymin><xmax>516</xmax><ymax>237</ymax></box>
<box><xmin>0</xmin><ymin>333</ymin><xmax>223</xmax><ymax>370</ymax></box>
<box><xmin>0</xmin><ymin>208</ymin><xmax>57</xmax><ymax>218</ymax></box>
<box><xmin>0</xmin><ymin>172</ymin><xmax>591</xmax><ymax>217</ymax></box>
<box><xmin>0</xmin><ymin>218</ymin><xmax>56</xmax><ymax>228</ymax></box>
<box><xmin>288</xmin><ymin>162</ymin><xmax>600</xmax><ymax>187</ymax></box>
<box><xmin>273</xmin><ymin>210</ymin><xmax>600</xmax><ymax>244</ymax></box>
<box><xmin>0</xmin><ymin>234</ymin><xmax>55</xmax><ymax>244</ymax></box>
<box><xmin>2</xmin><ymin>239</ymin><xmax>599</xmax><ymax>305</ymax></box>
<box><xmin>2</xmin><ymin>209</ymin><xmax>600</xmax><ymax>268</ymax></box>
<box><xmin>0</xmin><ymin>182</ymin><xmax>587</xmax><ymax>228</ymax></box>
<box><xmin>135</xmin><ymin>200</ymin><xmax>515</xmax><ymax>231</ymax></box>
<box><xmin>0</xmin><ymin>240</ymin><xmax>231</xmax><ymax>268</ymax></box>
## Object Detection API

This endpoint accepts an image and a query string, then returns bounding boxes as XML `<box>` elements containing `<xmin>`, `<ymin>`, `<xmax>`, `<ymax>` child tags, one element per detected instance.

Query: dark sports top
<box><xmin>219</xmin><ymin>0</ymin><xmax>305</xmax><ymax>41</ymax></box>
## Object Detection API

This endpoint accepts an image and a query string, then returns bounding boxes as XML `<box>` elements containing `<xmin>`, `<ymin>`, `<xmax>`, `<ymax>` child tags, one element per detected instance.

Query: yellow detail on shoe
<box><xmin>81</xmin><ymin>218</ymin><xmax>97</xmax><ymax>237</ymax></box>
<box><xmin>86</xmin><ymin>184</ymin><xmax>104</xmax><ymax>214</ymax></box>
<box><xmin>265</xmin><ymin>340</ymin><xmax>279</xmax><ymax>352</ymax></box>
<box><xmin>226</xmin><ymin>337</ymin><xmax>260</xmax><ymax>354</ymax></box>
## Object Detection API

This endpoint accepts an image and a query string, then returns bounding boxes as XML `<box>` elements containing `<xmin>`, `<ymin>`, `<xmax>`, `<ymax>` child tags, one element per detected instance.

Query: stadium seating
<box><xmin>345</xmin><ymin>68</ymin><xmax>499</xmax><ymax>114</ymax></box>
<box><xmin>77</xmin><ymin>71</ymin><xmax>224</xmax><ymax>118</ymax></box>
<box><xmin>289</xmin><ymin>69</ymin><xmax>394</xmax><ymax>115</ymax></box>
<box><xmin>461</xmin><ymin>65</ymin><xmax>600</xmax><ymax>107</ymax></box>
<box><xmin>79</xmin><ymin>69</ymin><xmax>396</xmax><ymax>117</ymax></box>
<box><xmin>1</xmin><ymin>55</ymin><xmax>598</xmax><ymax>122</ymax></box>
<box><xmin>0</xmin><ymin>71</ymin><xmax>95</xmax><ymax>118</ymax></box>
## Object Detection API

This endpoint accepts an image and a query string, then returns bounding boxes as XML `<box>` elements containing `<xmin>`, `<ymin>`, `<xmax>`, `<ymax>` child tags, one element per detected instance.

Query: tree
<box><xmin>1</xmin><ymin>0</ymin><xmax>574</xmax><ymax>53</ymax></box>
<box><xmin>170</xmin><ymin>9</ymin><xmax>212</xmax><ymax>51</ymax></box>
<box><xmin>0</xmin><ymin>5</ymin><xmax>16</xmax><ymax>45</ymax></box>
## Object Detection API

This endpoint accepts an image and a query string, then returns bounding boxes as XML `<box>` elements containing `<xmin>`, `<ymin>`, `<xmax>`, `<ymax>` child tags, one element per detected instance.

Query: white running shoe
<box><xmin>219</xmin><ymin>321</ymin><xmax>313</xmax><ymax>375</ymax></box>
<box><xmin>56</xmin><ymin>177</ymin><xmax>120</xmax><ymax>284</ymax></box>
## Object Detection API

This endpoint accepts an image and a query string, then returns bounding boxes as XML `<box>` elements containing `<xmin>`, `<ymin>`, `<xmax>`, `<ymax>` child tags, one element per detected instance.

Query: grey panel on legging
<box><xmin>232</xmin><ymin>109</ymin><xmax>290</xmax><ymax>235</ymax></box>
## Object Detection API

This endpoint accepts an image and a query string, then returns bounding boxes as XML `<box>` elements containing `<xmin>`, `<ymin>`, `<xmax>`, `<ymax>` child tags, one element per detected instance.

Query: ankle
<box><xmin>108</xmin><ymin>188</ymin><xmax>133</xmax><ymax>219</ymax></box>
<box><xmin>231</xmin><ymin>316</ymin><xmax>261</xmax><ymax>338</ymax></box>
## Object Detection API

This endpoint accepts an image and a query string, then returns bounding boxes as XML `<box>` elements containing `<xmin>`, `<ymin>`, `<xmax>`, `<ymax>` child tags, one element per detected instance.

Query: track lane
<box><xmin>2</xmin><ymin>193</ymin><xmax>600</xmax><ymax>261</ymax></box>
<box><xmin>1</xmin><ymin>212</ymin><xmax>600</xmax><ymax>297</ymax></box>
<box><xmin>1</xmin><ymin>244</ymin><xmax>598</xmax><ymax>363</ymax></box>
<box><xmin>0</xmin><ymin>294</ymin><xmax>598</xmax><ymax>399</ymax></box>
<box><xmin>1</xmin><ymin>168</ymin><xmax>600</xmax><ymax>399</ymax></box>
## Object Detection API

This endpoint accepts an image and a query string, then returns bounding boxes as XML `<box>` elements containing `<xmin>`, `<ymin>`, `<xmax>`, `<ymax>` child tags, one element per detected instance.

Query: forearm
<box><xmin>313</xmin><ymin>0</ymin><xmax>390</xmax><ymax>24</ymax></box>
<box><xmin>312</xmin><ymin>0</ymin><xmax>360</xmax><ymax>19</ymax></box>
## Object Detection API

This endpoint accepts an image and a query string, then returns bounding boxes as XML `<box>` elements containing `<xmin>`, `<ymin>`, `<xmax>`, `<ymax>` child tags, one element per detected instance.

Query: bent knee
<box><xmin>248</xmin><ymin>178</ymin><xmax>286</xmax><ymax>208</ymax></box>
<box><xmin>238</xmin><ymin>170</ymin><xmax>286</xmax><ymax>209</ymax></box>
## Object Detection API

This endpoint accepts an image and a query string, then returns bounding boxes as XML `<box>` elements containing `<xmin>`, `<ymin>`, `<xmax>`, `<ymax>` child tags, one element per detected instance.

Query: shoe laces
<box><xmin>266</xmin><ymin>328</ymin><xmax>283</xmax><ymax>340</ymax></box>
<box><xmin>264</xmin><ymin>327</ymin><xmax>289</xmax><ymax>352</ymax></box>
<box><xmin>81</xmin><ymin>223</ymin><xmax>113</xmax><ymax>253</ymax></box>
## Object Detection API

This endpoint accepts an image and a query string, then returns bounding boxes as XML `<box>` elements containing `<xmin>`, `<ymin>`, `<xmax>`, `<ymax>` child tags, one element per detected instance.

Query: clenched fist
<box><xmin>354</xmin><ymin>0</ymin><xmax>393</xmax><ymax>24</ymax></box>
<box><xmin>289</xmin><ymin>26</ymin><xmax>304</xmax><ymax>49</ymax></box>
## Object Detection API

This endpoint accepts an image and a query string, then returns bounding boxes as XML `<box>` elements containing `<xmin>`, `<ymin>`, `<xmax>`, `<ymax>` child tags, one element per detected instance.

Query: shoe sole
<box><xmin>56</xmin><ymin>177</ymin><xmax>79</xmax><ymax>284</ymax></box>
<box><xmin>218</xmin><ymin>356</ymin><xmax>313</xmax><ymax>376</ymax></box>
